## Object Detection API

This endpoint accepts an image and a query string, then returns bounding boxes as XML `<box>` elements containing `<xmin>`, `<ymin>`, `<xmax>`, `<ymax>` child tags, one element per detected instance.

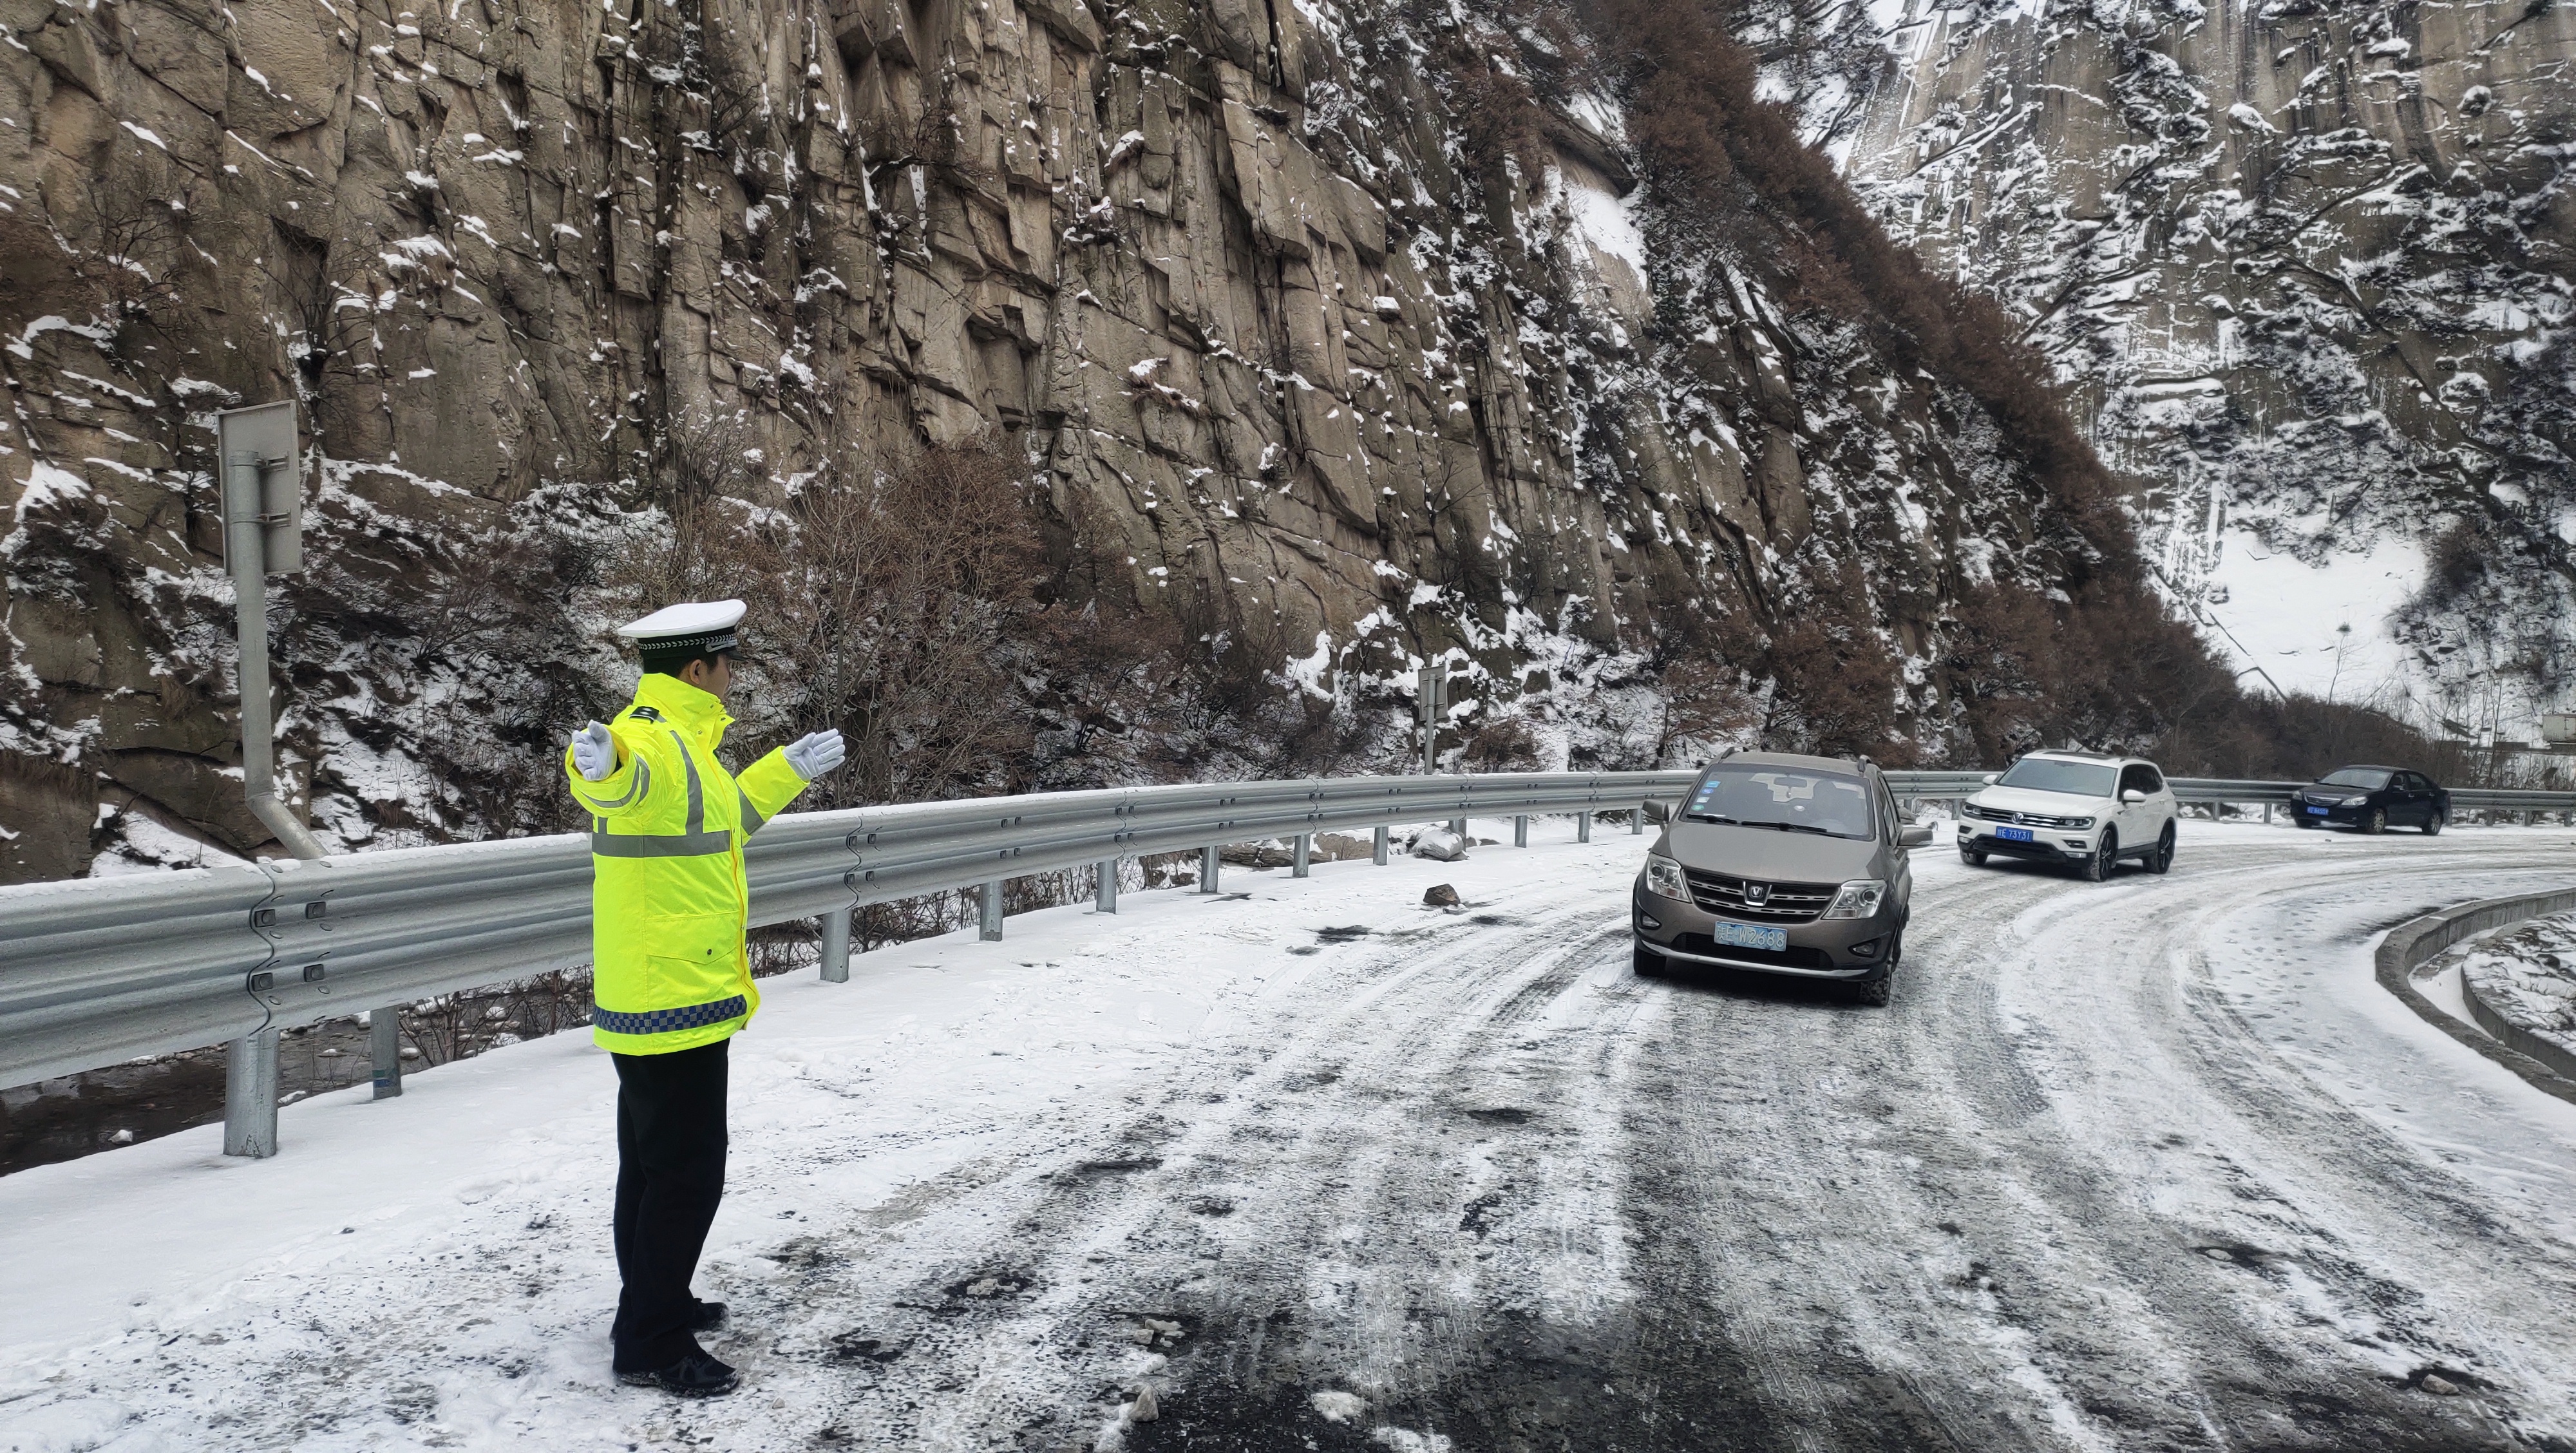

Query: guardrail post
<box><xmin>1200</xmin><ymin>845</ymin><xmax>1221</xmax><ymax>893</ymax></box>
<box><xmin>223</xmin><ymin>1028</ymin><xmax>281</xmax><ymax>1158</ymax></box>
<box><xmin>819</xmin><ymin>906</ymin><xmax>851</xmax><ymax>983</ymax></box>
<box><xmin>369</xmin><ymin>1011</ymin><xmax>402</xmax><ymax>1099</ymax></box>
<box><xmin>1372</xmin><ymin>826</ymin><xmax>1388</xmax><ymax>865</ymax></box>
<box><xmin>1578</xmin><ymin>812</ymin><xmax>1591</xmax><ymax>844</ymax></box>
<box><xmin>1096</xmin><ymin>859</ymin><xmax>1119</xmax><ymax>913</ymax></box>
<box><xmin>1631</xmin><ymin>804</ymin><xmax>1644</xmax><ymax>835</ymax></box>
<box><xmin>979</xmin><ymin>880</ymin><xmax>1003</xmax><ymax>941</ymax></box>
<box><xmin>1449</xmin><ymin>815</ymin><xmax>1466</xmax><ymax>838</ymax></box>
<box><xmin>1293</xmin><ymin>834</ymin><xmax>1311</xmax><ymax>878</ymax></box>
<box><xmin>1514</xmin><ymin>814</ymin><xmax>1528</xmax><ymax>847</ymax></box>
<box><xmin>2262</xmin><ymin>802</ymin><xmax>2272</xmax><ymax>824</ymax></box>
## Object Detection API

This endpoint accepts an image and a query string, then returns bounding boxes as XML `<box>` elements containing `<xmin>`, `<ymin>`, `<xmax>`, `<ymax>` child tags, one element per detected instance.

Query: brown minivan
<box><xmin>1631</xmin><ymin>751</ymin><xmax>1931</xmax><ymax>1005</ymax></box>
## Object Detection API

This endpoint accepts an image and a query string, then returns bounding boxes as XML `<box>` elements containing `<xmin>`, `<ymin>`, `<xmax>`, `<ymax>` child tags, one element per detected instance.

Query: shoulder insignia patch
<box><xmin>628</xmin><ymin>705</ymin><xmax>664</xmax><ymax>723</ymax></box>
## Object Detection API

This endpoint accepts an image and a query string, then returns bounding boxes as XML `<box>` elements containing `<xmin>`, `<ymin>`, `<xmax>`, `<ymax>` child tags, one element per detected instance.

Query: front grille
<box><xmin>1667</xmin><ymin>933</ymin><xmax>1837</xmax><ymax>971</ymax></box>
<box><xmin>1964</xmin><ymin>802</ymin><xmax>2092</xmax><ymax>829</ymax></box>
<box><xmin>1682</xmin><ymin>868</ymin><xmax>1837</xmax><ymax>924</ymax></box>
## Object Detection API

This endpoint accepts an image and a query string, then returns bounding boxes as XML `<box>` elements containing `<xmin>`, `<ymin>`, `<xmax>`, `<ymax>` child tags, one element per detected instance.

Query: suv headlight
<box><xmin>1824</xmin><ymin>879</ymin><xmax>1888</xmax><ymax>919</ymax></box>
<box><xmin>1643</xmin><ymin>854</ymin><xmax>1691</xmax><ymax>902</ymax></box>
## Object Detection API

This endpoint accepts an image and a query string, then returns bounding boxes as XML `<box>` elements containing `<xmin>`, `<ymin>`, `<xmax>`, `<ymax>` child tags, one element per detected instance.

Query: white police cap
<box><xmin>618</xmin><ymin>599</ymin><xmax>746</xmax><ymax>656</ymax></box>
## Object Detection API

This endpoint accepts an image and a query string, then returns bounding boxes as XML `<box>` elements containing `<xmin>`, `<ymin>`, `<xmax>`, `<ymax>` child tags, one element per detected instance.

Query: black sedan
<box><xmin>2288</xmin><ymin>766</ymin><xmax>2450</xmax><ymax>835</ymax></box>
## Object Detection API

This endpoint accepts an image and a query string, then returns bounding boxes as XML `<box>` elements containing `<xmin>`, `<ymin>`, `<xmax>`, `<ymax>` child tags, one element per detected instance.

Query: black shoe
<box><xmin>618</xmin><ymin>1350</ymin><xmax>739</xmax><ymax>1398</ymax></box>
<box><xmin>689</xmin><ymin>1299</ymin><xmax>726</xmax><ymax>1333</ymax></box>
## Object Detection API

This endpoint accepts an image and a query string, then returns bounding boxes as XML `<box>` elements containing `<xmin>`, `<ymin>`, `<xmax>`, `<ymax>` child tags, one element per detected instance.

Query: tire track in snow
<box><xmin>761</xmin><ymin>871</ymin><xmax>1666</xmax><ymax>1448</ymax></box>
<box><xmin>22</xmin><ymin>830</ymin><xmax>2573</xmax><ymax>1451</ymax></box>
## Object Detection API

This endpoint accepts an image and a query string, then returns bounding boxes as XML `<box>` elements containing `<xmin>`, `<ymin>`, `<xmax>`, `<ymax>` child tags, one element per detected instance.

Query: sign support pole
<box><xmin>216</xmin><ymin>403</ymin><xmax>330</xmax><ymax>1155</ymax></box>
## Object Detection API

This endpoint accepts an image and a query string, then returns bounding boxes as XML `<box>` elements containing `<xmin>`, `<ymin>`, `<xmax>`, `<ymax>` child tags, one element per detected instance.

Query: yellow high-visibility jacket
<box><xmin>562</xmin><ymin>673</ymin><xmax>811</xmax><ymax>1056</ymax></box>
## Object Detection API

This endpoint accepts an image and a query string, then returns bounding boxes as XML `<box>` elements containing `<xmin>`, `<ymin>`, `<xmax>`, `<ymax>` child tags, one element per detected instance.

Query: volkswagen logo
<box><xmin>1743</xmin><ymin>882</ymin><xmax>1770</xmax><ymax>907</ymax></box>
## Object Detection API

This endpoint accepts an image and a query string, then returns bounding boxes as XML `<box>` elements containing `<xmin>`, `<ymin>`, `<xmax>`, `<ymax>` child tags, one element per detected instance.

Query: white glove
<box><xmin>784</xmin><ymin>728</ymin><xmax>846</xmax><ymax>781</ymax></box>
<box><xmin>571</xmin><ymin>721</ymin><xmax>617</xmax><ymax>782</ymax></box>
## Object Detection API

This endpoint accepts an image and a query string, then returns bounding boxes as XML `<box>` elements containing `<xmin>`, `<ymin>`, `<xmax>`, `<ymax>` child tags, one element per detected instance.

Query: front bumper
<box><xmin>2289</xmin><ymin>800</ymin><xmax>2368</xmax><ymax>824</ymax></box>
<box><xmin>1631</xmin><ymin>882</ymin><xmax>1897</xmax><ymax>980</ymax></box>
<box><xmin>1956</xmin><ymin>821</ymin><xmax>2092</xmax><ymax>860</ymax></box>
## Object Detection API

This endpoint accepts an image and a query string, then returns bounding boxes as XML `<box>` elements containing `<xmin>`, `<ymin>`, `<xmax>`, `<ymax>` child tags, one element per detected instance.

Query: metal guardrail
<box><xmin>0</xmin><ymin>770</ymin><xmax>1694</xmax><ymax>1094</ymax></box>
<box><xmin>9</xmin><ymin>764</ymin><xmax>2573</xmax><ymax>1153</ymax></box>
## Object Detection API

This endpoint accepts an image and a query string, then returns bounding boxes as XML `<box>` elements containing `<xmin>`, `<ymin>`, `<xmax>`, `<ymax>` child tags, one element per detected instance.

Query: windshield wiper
<box><xmin>1764</xmin><ymin>822</ymin><xmax>1835</xmax><ymax>836</ymax></box>
<box><xmin>1684</xmin><ymin>812</ymin><xmax>1743</xmax><ymax>824</ymax></box>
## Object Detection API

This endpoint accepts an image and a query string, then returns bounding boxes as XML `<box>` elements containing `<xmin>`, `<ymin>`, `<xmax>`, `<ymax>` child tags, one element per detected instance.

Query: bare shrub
<box><xmin>70</xmin><ymin>180</ymin><xmax>187</xmax><ymax>351</ymax></box>
<box><xmin>1458</xmin><ymin>717</ymin><xmax>1544</xmax><ymax>773</ymax></box>
<box><xmin>396</xmin><ymin>971</ymin><xmax>592</xmax><ymax>1068</ymax></box>
<box><xmin>1757</xmin><ymin>566</ymin><xmax>1904</xmax><ymax>758</ymax></box>
<box><xmin>606</xmin><ymin>437</ymin><xmax>1045</xmax><ymax>808</ymax></box>
<box><xmin>1438</xmin><ymin>38</ymin><xmax>1551</xmax><ymax>188</ymax></box>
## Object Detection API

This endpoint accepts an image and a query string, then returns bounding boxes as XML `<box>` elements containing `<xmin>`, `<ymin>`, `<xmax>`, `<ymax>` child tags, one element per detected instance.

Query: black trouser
<box><xmin>610</xmin><ymin>1037</ymin><xmax>729</xmax><ymax>1372</ymax></box>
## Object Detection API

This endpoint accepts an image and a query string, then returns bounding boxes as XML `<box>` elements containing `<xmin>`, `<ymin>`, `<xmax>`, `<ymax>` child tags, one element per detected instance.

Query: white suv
<box><xmin>1956</xmin><ymin>750</ymin><xmax>2178</xmax><ymax>881</ymax></box>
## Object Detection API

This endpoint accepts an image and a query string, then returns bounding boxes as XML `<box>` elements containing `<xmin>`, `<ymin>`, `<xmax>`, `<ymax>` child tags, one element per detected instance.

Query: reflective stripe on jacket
<box><xmin>564</xmin><ymin>674</ymin><xmax>811</xmax><ymax>1056</ymax></box>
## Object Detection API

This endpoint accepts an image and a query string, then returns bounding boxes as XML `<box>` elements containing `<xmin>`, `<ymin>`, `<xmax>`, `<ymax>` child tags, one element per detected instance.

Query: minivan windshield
<box><xmin>2318</xmin><ymin>767</ymin><xmax>2392</xmax><ymax>790</ymax></box>
<box><xmin>1683</xmin><ymin>767</ymin><xmax>1877</xmax><ymax>840</ymax></box>
<box><xmin>1997</xmin><ymin>757</ymin><xmax>2119</xmax><ymax>798</ymax></box>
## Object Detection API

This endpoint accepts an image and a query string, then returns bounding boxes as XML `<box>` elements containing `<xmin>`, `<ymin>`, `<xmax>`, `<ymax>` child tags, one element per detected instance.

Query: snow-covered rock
<box><xmin>1410</xmin><ymin>830</ymin><xmax>1468</xmax><ymax>864</ymax></box>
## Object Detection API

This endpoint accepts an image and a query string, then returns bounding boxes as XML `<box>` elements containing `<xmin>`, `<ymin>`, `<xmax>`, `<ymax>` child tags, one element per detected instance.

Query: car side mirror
<box><xmin>2121</xmin><ymin>788</ymin><xmax>2146</xmax><ymax>804</ymax></box>
<box><xmin>1642</xmin><ymin>799</ymin><xmax>1672</xmax><ymax>824</ymax></box>
<box><xmin>1982</xmin><ymin>773</ymin><xmax>2000</xmax><ymax>786</ymax></box>
<box><xmin>1899</xmin><ymin>825</ymin><xmax>1934</xmax><ymax>848</ymax></box>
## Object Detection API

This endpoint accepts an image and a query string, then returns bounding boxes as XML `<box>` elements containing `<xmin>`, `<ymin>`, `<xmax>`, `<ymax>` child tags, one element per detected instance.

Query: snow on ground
<box><xmin>2202</xmin><ymin>528</ymin><xmax>2425</xmax><ymax>701</ymax></box>
<box><xmin>0</xmin><ymin>822</ymin><xmax>1642</xmax><ymax>1448</ymax></box>
<box><xmin>5</xmin><ymin>817</ymin><xmax>2576</xmax><ymax>1450</ymax></box>
<box><xmin>2447</xmin><ymin>911</ymin><xmax>2576</xmax><ymax>1066</ymax></box>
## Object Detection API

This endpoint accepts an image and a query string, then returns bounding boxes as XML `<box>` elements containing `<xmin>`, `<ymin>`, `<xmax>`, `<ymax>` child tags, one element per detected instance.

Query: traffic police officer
<box><xmin>565</xmin><ymin>599</ymin><xmax>846</xmax><ymax>1397</ymax></box>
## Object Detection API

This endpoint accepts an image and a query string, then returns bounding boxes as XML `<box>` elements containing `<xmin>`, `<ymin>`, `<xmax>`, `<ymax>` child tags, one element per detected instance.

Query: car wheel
<box><xmin>1849</xmin><ymin>931</ymin><xmax>1899</xmax><ymax>1007</ymax></box>
<box><xmin>1960</xmin><ymin>846</ymin><xmax>1987</xmax><ymax>866</ymax></box>
<box><xmin>2423</xmin><ymin>811</ymin><xmax>2443</xmax><ymax>837</ymax></box>
<box><xmin>2083</xmin><ymin>828</ymin><xmax>2117</xmax><ymax>882</ymax></box>
<box><xmin>1633</xmin><ymin>942</ymin><xmax>1665</xmax><ymax>978</ymax></box>
<box><xmin>2363</xmin><ymin>807</ymin><xmax>2387</xmax><ymax>835</ymax></box>
<box><xmin>2149</xmin><ymin>821</ymin><xmax>2175</xmax><ymax>875</ymax></box>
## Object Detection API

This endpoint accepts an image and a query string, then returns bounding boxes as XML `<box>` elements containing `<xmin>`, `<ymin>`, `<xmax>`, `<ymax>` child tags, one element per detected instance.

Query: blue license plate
<box><xmin>1997</xmin><ymin>826</ymin><xmax>2034</xmax><ymax>842</ymax></box>
<box><xmin>1711</xmin><ymin>922</ymin><xmax>1788</xmax><ymax>953</ymax></box>
<box><xmin>2305</xmin><ymin>805</ymin><xmax>2328</xmax><ymax>815</ymax></box>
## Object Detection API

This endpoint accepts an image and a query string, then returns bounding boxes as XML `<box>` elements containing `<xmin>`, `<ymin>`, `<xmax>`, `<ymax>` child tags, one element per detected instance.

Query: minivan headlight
<box><xmin>1824</xmin><ymin>879</ymin><xmax>1888</xmax><ymax>919</ymax></box>
<box><xmin>1644</xmin><ymin>854</ymin><xmax>1691</xmax><ymax>902</ymax></box>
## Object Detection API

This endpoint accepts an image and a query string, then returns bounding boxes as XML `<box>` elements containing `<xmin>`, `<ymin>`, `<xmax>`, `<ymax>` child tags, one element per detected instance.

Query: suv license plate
<box><xmin>1711</xmin><ymin>922</ymin><xmax>1788</xmax><ymax>953</ymax></box>
<box><xmin>1996</xmin><ymin>826</ymin><xmax>2034</xmax><ymax>842</ymax></box>
<box><xmin>2305</xmin><ymin>805</ymin><xmax>2328</xmax><ymax>815</ymax></box>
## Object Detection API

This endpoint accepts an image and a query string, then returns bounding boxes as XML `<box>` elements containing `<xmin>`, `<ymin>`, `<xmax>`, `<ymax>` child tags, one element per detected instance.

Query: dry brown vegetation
<box><xmin>1569</xmin><ymin>0</ymin><xmax>2338</xmax><ymax>767</ymax></box>
<box><xmin>603</xmin><ymin>436</ymin><xmax>1366</xmax><ymax>814</ymax></box>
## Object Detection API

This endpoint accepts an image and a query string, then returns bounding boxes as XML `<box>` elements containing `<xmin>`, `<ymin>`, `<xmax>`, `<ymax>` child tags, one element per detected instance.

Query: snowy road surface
<box><xmin>6</xmin><ymin>821</ymin><xmax>2576</xmax><ymax>1452</ymax></box>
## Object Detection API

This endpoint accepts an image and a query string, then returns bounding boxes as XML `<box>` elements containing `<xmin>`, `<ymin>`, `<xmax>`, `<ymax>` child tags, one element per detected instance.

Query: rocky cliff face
<box><xmin>1753</xmin><ymin>0</ymin><xmax>2576</xmax><ymax>725</ymax></box>
<box><xmin>1</xmin><ymin>0</ymin><xmax>2136</xmax><ymax>878</ymax></box>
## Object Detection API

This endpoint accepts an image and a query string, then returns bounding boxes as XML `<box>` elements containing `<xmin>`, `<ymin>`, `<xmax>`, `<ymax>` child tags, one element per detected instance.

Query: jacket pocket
<box><xmin>639</xmin><ymin>910</ymin><xmax>734</xmax><ymax>991</ymax></box>
<box><xmin>643</xmin><ymin>952</ymin><xmax>735</xmax><ymax>1011</ymax></box>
